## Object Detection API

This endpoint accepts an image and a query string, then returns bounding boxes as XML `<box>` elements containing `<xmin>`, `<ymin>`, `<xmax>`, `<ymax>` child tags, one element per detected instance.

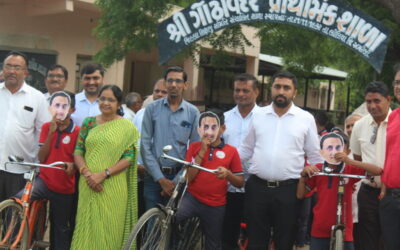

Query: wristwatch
<box><xmin>105</xmin><ymin>168</ymin><xmax>111</xmax><ymax>179</ymax></box>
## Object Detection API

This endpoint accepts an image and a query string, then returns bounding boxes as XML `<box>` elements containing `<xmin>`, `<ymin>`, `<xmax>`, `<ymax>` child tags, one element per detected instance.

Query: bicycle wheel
<box><xmin>123</xmin><ymin>207</ymin><xmax>169</xmax><ymax>250</ymax></box>
<box><xmin>0</xmin><ymin>199</ymin><xmax>29</xmax><ymax>250</ymax></box>
<box><xmin>174</xmin><ymin>217</ymin><xmax>202</xmax><ymax>250</ymax></box>
<box><xmin>330</xmin><ymin>229</ymin><xmax>344</xmax><ymax>250</ymax></box>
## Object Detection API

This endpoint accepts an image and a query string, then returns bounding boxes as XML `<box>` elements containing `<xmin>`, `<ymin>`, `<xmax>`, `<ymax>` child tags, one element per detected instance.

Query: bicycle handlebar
<box><xmin>5</xmin><ymin>156</ymin><xmax>67</xmax><ymax>171</ymax></box>
<box><xmin>313</xmin><ymin>172</ymin><xmax>367</xmax><ymax>179</ymax></box>
<box><xmin>161</xmin><ymin>145</ymin><xmax>217</xmax><ymax>174</ymax></box>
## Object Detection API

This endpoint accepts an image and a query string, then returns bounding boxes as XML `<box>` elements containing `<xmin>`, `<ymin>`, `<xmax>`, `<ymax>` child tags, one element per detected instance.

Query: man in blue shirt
<box><xmin>141</xmin><ymin>66</ymin><xmax>200</xmax><ymax>210</ymax></box>
<box><xmin>71</xmin><ymin>62</ymin><xmax>104</xmax><ymax>126</ymax></box>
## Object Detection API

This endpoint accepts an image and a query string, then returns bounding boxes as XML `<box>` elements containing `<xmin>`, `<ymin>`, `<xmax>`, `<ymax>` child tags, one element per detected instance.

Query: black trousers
<box><xmin>0</xmin><ymin>170</ymin><xmax>25</xmax><ymax>202</ymax></box>
<box><xmin>356</xmin><ymin>184</ymin><xmax>384</xmax><ymax>250</ymax></box>
<box><xmin>379</xmin><ymin>190</ymin><xmax>400</xmax><ymax>250</ymax></box>
<box><xmin>176</xmin><ymin>192</ymin><xmax>225</xmax><ymax>250</ymax></box>
<box><xmin>245</xmin><ymin>175</ymin><xmax>300</xmax><ymax>250</ymax></box>
<box><xmin>222</xmin><ymin>192</ymin><xmax>245</xmax><ymax>250</ymax></box>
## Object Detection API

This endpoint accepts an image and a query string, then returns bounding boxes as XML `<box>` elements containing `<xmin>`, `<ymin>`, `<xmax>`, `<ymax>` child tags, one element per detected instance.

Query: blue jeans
<box><xmin>310</xmin><ymin>237</ymin><xmax>354</xmax><ymax>250</ymax></box>
<box><xmin>143</xmin><ymin>173</ymin><xmax>175</xmax><ymax>210</ymax></box>
<box><xmin>15</xmin><ymin>177</ymin><xmax>74</xmax><ymax>250</ymax></box>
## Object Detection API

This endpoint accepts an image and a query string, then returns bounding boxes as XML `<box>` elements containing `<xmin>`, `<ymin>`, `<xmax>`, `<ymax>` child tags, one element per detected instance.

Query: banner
<box><xmin>158</xmin><ymin>0</ymin><xmax>391</xmax><ymax>73</ymax></box>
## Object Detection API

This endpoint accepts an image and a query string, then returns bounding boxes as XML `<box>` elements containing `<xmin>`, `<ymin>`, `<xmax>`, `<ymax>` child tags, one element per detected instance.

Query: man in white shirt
<box><xmin>240</xmin><ymin>71</ymin><xmax>322</xmax><ymax>250</ymax></box>
<box><xmin>43</xmin><ymin>64</ymin><xmax>68</xmax><ymax>102</ymax></box>
<box><xmin>122</xmin><ymin>92</ymin><xmax>142</xmax><ymax>122</ymax></box>
<box><xmin>221</xmin><ymin>73</ymin><xmax>260</xmax><ymax>249</ymax></box>
<box><xmin>350</xmin><ymin>81</ymin><xmax>391</xmax><ymax>250</ymax></box>
<box><xmin>133</xmin><ymin>79</ymin><xmax>167</xmax><ymax>133</ymax></box>
<box><xmin>71</xmin><ymin>62</ymin><xmax>104</xmax><ymax>126</ymax></box>
<box><xmin>0</xmin><ymin>51</ymin><xmax>50</xmax><ymax>202</ymax></box>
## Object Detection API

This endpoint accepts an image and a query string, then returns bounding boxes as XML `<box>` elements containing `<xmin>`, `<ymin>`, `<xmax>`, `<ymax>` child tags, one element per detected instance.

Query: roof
<box><xmin>259</xmin><ymin>53</ymin><xmax>348</xmax><ymax>80</ymax></box>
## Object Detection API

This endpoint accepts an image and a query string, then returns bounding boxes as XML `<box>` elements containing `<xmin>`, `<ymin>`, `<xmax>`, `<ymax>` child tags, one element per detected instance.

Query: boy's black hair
<box><xmin>320</xmin><ymin>132</ymin><xmax>345</xmax><ymax>149</ymax></box>
<box><xmin>199</xmin><ymin>108</ymin><xmax>225</xmax><ymax>126</ymax></box>
<box><xmin>364</xmin><ymin>81</ymin><xmax>390</xmax><ymax>98</ymax></box>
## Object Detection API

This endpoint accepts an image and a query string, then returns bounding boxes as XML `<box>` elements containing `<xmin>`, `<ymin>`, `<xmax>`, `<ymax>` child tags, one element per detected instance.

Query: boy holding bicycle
<box><xmin>297</xmin><ymin>132</ymin><xmax>382</xmax><ymax>250</ymax></box>
<box><xmin>176</xmin><ymin>110</ymin><xmax>244</xmax><ymax>250</ymax></box>
<box><xmin>15</xmin><ymin>91</ymin><xmax>78</xmax><ymax>250</ymax></box>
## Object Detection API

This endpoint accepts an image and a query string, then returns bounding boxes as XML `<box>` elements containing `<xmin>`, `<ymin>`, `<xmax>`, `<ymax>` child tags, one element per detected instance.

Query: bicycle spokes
<box><xmin>0</xmin><ymin>205</ymin><xmax>24</xmax><ymax>248</ymax></box>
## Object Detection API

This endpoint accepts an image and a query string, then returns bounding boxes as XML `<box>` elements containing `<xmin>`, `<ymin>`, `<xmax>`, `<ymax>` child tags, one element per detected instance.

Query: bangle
<box><xmin>79</xmin><ymin>166</ymin><xmax>88</xmax><ymax>174</ymax></box>
<box><xmin>105</xmin><ymin>168</ymin><xmax>111</xmax><ymax>179</ymax></box>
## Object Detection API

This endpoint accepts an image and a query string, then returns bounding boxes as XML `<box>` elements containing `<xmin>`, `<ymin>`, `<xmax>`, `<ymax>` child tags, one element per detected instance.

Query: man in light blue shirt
<box><xmin>71</xmin><ymin>62</ymin><xmax>104</xmax><ymax>126</ymax></box>
<box><xmin>222</xmin><ymin>73</ymin><xmax>260</xmax><ymax>249</ymax></box>
<box><xmin>141</xmin><ymin>67</ymin><xmax>199</xmax><ymax>210</ymax></box>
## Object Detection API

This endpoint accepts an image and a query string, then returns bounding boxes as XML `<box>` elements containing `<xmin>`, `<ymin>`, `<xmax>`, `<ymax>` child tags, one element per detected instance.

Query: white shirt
<box><xmin>133</xmin><ymin>108</ymin><xmax>146</xmax><ymax>165</ymax></box>
<box><xmin>44</xmin><ymin>92</ymin><xmax>51</xmax><ymax>102</ymax></box>
<box><xmin>223</xmin><ymin>105</ymin><xmax>261</xmax><ymax>192</ymax></box>
<box><xmin>0</xmin><ymin>82</ymin><xmax>51</xmax><ymax>173</ymax></box>
<box><xmin>239</xmin><ymin>103</ymin><xmax>322</xmax><ymax>181</ymax></box>
<box><xmin>71</xmin><ymin>91</ymin><xmax>100</xmax><ymax>126</ymax></box>
<box><xmin>350</xmin><ymin>111</ymin><xmax>391</xmax><ymax>188</ymax></box>
<box><xmin>122</xmin><ymin>104</ymin><xmax>136</xmax><ymax>122</ymax></box>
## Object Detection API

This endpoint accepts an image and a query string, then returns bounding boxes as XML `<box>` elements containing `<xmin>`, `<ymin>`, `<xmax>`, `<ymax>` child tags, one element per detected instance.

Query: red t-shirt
<box><xmin>306</xmin><ymin>163</ymin><xmax>365</xmax><ymax>241</ymax></box>
<box><xmin>382</xmin><ymin>109</ymin><xmax>400</xmax><ymax>188</ymax></box>
<box><xmin>185</xmin><ymin>141</ymin><xmax>243</xmax><ymax>207</ymax></box>
<box><xmin>39</xmin><ymin>121</ymin><xmax>80</xmax><ymax>194</ymax></box>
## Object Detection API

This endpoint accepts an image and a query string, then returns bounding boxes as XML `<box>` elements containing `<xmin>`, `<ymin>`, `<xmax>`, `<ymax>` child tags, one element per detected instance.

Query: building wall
<box><xmin>0</xmin><ymin>1</ymin><xmax>124</xmax><ymax>93</ymax></box>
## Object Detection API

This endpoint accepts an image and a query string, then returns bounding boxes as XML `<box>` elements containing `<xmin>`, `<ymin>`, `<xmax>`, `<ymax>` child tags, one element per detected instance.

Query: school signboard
<box><xmin>158</xmin><ymin>0</ymin><xmax>391</xmax><ymax>73</ymax></box>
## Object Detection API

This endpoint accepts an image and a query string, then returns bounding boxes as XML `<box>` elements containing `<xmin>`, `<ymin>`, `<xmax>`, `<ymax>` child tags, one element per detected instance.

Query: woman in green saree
<box><xmin>71</xmin><ymin>85</ymin><xmax>139</xmax><ymax>249</ymax></box>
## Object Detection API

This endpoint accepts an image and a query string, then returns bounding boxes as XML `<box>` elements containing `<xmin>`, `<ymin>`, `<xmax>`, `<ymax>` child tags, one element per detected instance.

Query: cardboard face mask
<box><xmin>49</xmin><ymin>93</ymin><xmax>71</xmax><ymax>121</ymax></box>
<box><xmin>320</xmin><ymin>135</ymin><xmax>344</xmax><ymax>165</ymax></box>
<box><xmin>197</xmin><ymin>116</ymin><xmax>220</xmax><ymax>143</ymax></box>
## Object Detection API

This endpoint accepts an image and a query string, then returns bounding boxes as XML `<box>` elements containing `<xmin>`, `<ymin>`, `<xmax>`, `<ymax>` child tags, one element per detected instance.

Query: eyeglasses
<box><xmin>3</xmin><ymin>64</ymin><xmax>26</xmax><ymax>72</ymax></box>
<box><xmin>99</xmin><ymin>96</ymin><xmax>117</xmax><ymax>103</ymax></box>
<box><xmin>166</xmin><ymin>78</ymin><xmax>184</xmax><ymax>84</ymax></box>
<box><xmin>47</xmin><ymin>74</ymin><xmax>65</xmax><ymax>79</ymax></box>
<box><xmin>393</xmin><ymin>80</ymin><xmax>400</xmax><ymax>86</ymax></box>
<box><xmin>370</xmin><ymin>125</ymin><xmax>378</xmax><ymax>144</ymax></box>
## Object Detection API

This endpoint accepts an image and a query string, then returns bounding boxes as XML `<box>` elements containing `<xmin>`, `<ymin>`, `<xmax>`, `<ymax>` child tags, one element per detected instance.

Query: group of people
<box><xmin>0</xmin><ymin>49</ymin><xmax>399</xmax><ymax>250</ymax></box>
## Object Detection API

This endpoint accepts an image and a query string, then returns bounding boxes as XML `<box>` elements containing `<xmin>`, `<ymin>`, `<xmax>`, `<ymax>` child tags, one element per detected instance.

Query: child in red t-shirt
<box><xmin>176</xmin><ymin>110</ymin><xmax>244</xmax><ymax>250</ymax></box>
<box><xmin>297</xmin><ymin>132</ymin><xmax>382</xmax><ymax>250</ymax></box>
<box><xmin>15</xmin><ymin>91</ymin><xmax>79</xmax><ymax>250</ymax></box>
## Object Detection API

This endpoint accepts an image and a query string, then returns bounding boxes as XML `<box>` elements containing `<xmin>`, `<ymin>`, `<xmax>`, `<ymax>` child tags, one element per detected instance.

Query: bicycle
<box><xmin>123</xmin><ymin>145</ymin><xmax>218</xmax><ymax>250</ymax></box>
<box><xmin>313</xmin><ymin>167</ymin><xmax>367</xmax><ymax>250</ymax></box>
<box><xmin>0</xmin><ymin>156</ymin><xmax>66</xmax><ymax>250</ymax></box>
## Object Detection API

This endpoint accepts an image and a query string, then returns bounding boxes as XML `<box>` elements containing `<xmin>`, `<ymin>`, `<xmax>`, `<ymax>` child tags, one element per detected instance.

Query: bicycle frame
<box><xmin>313</xmin><ymin>171</ymin><xmax>367</xmax><ymax>249</ymax></box>
<box><xmin>1</xmin><ymin>158</ymin><xmax>66</xmax><ymax>249</ymax></box>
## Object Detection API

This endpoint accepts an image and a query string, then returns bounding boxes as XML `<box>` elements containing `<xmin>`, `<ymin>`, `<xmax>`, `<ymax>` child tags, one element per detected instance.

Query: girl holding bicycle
<box><xmin>297</xmin><ymin>132</ymin><xmax>382</xmax><ymax>250</ymax></box>
<box><xmin>176</xmin><ymin>110</ymin><xmax>244</xmax><ymax>250</ymax></box>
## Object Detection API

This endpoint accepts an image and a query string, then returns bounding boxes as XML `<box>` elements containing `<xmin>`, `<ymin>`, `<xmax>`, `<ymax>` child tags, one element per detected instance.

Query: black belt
<box><xmin>386</xmin><ymin>188</ymin><xmax>400</xmax><ymax>198</ymax></box>
<box><xmin>253</xmin><ymin>175</ymin><xmax>298</xmax><ymax>188</ymax></box>
<box><xmin>361</xmin><ymin>183</ymin><xmax>380</xmax><ymax>192</ymax></box>
<box><xmin>161</xmin><ymin>166</ymin><xmax>181</xmax><ymax>175</ymax></box>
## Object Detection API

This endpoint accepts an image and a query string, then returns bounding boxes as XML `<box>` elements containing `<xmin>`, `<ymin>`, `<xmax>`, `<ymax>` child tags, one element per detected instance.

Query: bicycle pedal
<box><xmin>31</xmin><ymin>240</ymin><xmax>50</xmax><ymax>248</ymax></box>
